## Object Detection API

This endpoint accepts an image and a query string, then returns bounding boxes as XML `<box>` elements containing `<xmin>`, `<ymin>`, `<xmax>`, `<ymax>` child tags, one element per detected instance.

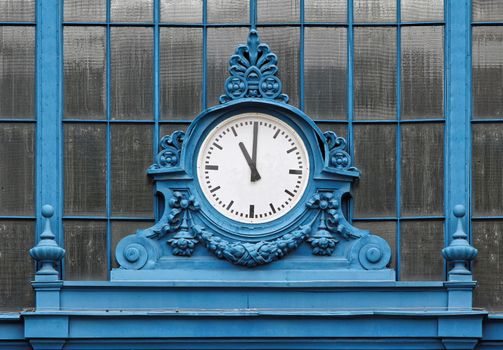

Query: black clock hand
<box><xmin>252</xmin><ymin>121</ymin><xmax>258</xmax><ymax>165</ymax></box>
<box><xmin>238</xmin><ymin>142</ymin><xmax>261</xmax><ymax>182</ymax></box>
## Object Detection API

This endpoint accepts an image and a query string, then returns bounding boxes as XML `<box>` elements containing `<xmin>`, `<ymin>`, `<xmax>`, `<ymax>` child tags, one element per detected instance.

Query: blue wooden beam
<box><xmin>35</xmin><ymin>0</ymin><xmax>63</xmax><ymax>245</ymax></box>
<box><xmin>445</xmin><ymin>0</ymin><xmax>471</xmax><ymax>245</ymax></box>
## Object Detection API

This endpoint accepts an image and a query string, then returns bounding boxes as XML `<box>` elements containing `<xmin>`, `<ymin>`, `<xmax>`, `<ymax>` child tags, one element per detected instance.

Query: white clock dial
<box><xmin>196</xmin><ymin>112</ymin><xmax>310</xmax><ymax>224</ymax></box>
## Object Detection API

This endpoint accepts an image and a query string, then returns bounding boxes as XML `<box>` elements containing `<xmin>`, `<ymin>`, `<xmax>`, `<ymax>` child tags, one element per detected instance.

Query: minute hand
<box><xmin>238</xmin><ymin>142</ymin><xmax>261</xmax><ymax>182</ymax></box>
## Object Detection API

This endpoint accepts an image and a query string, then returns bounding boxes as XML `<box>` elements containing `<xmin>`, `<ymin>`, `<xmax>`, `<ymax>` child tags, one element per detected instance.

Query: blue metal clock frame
<box><xmin>113</xmin><ymin>30</ymin><xmax>392</xmax><ymax>275</ymax></box>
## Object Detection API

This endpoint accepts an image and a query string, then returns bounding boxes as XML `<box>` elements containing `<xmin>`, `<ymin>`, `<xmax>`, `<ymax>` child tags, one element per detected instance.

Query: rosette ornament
<box><xmin>219</xmin><ymin>29</ymin><xmax>288</xmax><ymax>103</ymax></box>
<box><xmin>442</xmin><ymin>205</ymin><xmax>478</xmax><ymax>276</ymax></box>
<box><xmin>150</xmin><ymin>130</ymin><xmax>185</xmax><ymax>170</ymax></box>
<box><xmin>29</xmin><ymin>205</ymin><xmax>65</xmax><ymax>276</ymax></box>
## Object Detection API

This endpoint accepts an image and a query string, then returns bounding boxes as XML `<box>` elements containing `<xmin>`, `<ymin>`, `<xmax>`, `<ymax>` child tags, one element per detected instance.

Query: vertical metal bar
<box><xmin>153</xmin><ymin>0</ymin><xmax>160</xmax><ymax>221</ymax></box>
<box><xmin>105</xmin><ymin>0</ymin><xmax>112</xmax><ymax>276</ymax></box>
<box><xmin>445</xmin><ymin>0</ymin><xmax>471</xmax><ymax>246</ymax></box>
<box><xmin>442</xmin><ymin>0</ymin><xmax>449</xmax><ymax>278</ymax></box>
<box><xmin>299</xmin><ymin>0</ymin><xmax>305</xmax><ymax>111</ymax></box>
<box><xmin>250</xmin><ymin>0</ymin><xmax>257</xmax><ymax>29</ymax></box>
<box><xmin>36</xmin><ymin>0</ymin><xmax>63</xmax><ymax>249</ymax></box>
<box><xmin>202</xmin><ymin>0</ymin><xmax>208</xmax><ymax>109</ymax></box>
<box><xmin>346</xmin><ymin>0</ymin><xmax>354</xmax><ymax>224</ymax></box>
<box><xmin>395</xmin><ymin>0</ymin><xmax>402</xmax><ymax>280</ymax></box>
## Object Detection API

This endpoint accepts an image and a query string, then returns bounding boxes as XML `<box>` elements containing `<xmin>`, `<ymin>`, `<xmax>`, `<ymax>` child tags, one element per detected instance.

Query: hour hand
<box><xmin>238</xmin><ymin>142</ymin><xmax>261</xmax><ymax>182</ymax></box>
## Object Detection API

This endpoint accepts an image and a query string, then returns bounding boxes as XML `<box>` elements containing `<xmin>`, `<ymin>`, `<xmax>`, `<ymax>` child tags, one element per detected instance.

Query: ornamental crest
<box><xmin>219</xmin><ymin>29</ymin><xmax>288</xmax><ymax>103</ymax></box>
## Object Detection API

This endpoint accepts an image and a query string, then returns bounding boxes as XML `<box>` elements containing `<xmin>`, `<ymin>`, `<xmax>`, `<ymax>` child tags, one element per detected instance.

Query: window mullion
<box><xmin>36</xmin><ymin>0</ymin><xmax>63</xmax><ymax>245</ymax></box>
<box><xmin>445</xmin><ymin>0</ymin><xmax>471</xmax><ymax>243</ymax></box>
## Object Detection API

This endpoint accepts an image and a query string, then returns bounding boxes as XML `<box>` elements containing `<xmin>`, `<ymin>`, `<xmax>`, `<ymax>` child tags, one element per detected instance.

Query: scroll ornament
<box><xmin>150</xmin><ymin>130</ymin><xmax>185</xmax><ymax>170</ymax></box>
<box><xmin>324</xmin><ymin>131</ymin><xmax>358</xmax><ymax>172</ymax></box>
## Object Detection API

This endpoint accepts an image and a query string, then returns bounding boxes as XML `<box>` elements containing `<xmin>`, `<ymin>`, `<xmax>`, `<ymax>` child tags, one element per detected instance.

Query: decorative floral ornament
<box><xmin>150</xmin><ymin>130</ymin><xmax>185</xmax><ymax>169</ymax></box>
<box><xmin>195</xmin><ymin>225</ymin><xmax>310</xmax><ymax>267</ymax></box>
<box><xmin>219</xmin><ymin>29</ymin><xmax>288</xmax><ymax>103</ymax></box>
<box><xmin>324</xmin><ymin>131</ymin><xmax>358</xmax><ymax>172</ymax></box>
<box><xmin>146</xmin><ymin>191</ymin><xmax>200</xmax><ymax>256</ymax></box>
<box><xmin>306</xmin><ymin>192</ymin><xmax>359</xmax><ymax>256</ymax></box>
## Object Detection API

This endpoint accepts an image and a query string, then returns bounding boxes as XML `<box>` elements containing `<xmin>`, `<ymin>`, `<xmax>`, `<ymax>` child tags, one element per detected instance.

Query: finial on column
<box><xmin>442</xmin><ymin>205</ymin><xmax>478</xmax><ymax>279</ymax></box>
<box><xmin>30</xmin><ymin>205</ymin><xmax>65</xmax><ymax>277</ymax></box>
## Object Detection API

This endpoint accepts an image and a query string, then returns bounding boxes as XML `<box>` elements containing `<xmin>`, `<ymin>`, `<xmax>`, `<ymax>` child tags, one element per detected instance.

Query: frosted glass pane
<box><xmin>64</xmin><ymin>221</ymin><xmax>107</xmax><ymax>280</ymax></box>
<box><xmin>160</xmin><ymin>123</ymin><xmax>189</xmax><ymax>138</ymax></box>
<box><xmin>207</xmin><ymin>0</ymin><xmax>249</xmax><ymax>23</ymax></box>
<box><xmin>0</xmin><ymin>0</ymin><xmax>34</xmax><ymax>21</ymax></box>
<box><xmin>354</xmin><ymin>0</ymin><xmax>396</xmax><ymax>23</ymax></box>
<box><xmin>472</xmin><ymin>124</ymin><xmax>503</xmax><ymax>216</ymax></box>
<box><xmin>111</xmin><ymin>27</ymin><xmax>153</xmax><ymax>119</ymax></box>
<box><xmin>472</xmin><ymin>27</ymin><xmax>503</xmax><ymax>118</ymax></box>
<box><xmin>401</xmin><ymin>0</ymin><xmax>443</xmax><ymax>22</ymax></box>
<box><xmin>111</xmin><ymin>124</ymin><xmax>154</xmax><ymax>216</ymax></box>
<box><xmin>304</xmin><ymin>27</ymin><xmax>347</xmax><ymax>120</ymax></box>
<box><xmin>473</xmin><ymin>0</ymin><xmax>503</xmax><ymax>22</ymax></box>
<box><xmin>315</xmin><ymin>123</ymin><xmax>347</xmax><ymax>140</ymax></box>
<box><xmin>206</xmin><ymin>27</ymin><xmax>249</xmax><ymax>106</ymax></box>
<box><xmin>353</xmin><ymin>124</ymin><xmax>396</xmax><ymax>217</ymax></box>
<box><xmin>64</xmin><ymin>0</ymin><xmax>106</xmax><ymax>22</ymax></box>
<box><xmin>401</xmin><ymin>124</ymin><xmax>444</xmax><ymax>216</ymax></box>
<box><xmin>354</xmin><ymin>27</ymin><xmax>396</xmax><ymax>119</ymax></box>
<box><xmin>401</xmin><ymin>26</ymin><xmax>444</xmax><ymax>119</ymax></box>
<box><xmin>257</xmin><ymin>0</ymin><xmax>299</xmax><ymax>23</ymax></box>
<box><xmin>111</xmin><ymin>0</ymin><xmax>153</xmax><ymax>22</ymax></box>
<box><xmin>356</xmin><ymin>221</ymin><xmax>396</xmax><ymax>269</ymax></box>
<box><xmin>64</xmin><ymin>27</ymin><xmax>106</xmax><ymax>119</ymax></box>
<box><xmin>160</xmin><ymin>28</ymin><xmax>202</xmax><ymax>119</ymax></box>
<box><xmin>0</xmin><ymin>26</ymin><xmax>34</xmax><ymax>118</ymax></box>
<box><xmin>259</xmin><ymin>27</ymin><xmax>300</xmax><ymax>107</ymax></box>
<box><xmin>305</xmin><ymin>0</ymin><xmax>346</xmax><ymax>22</ymax></box>
<box><xmin>0</xmin><ymin>124</ymin><xmax>35</xmax><ymax>216</ymax></box>
<box><xmin>473</xmin><ymin>221</ymin><xmax>503</xmax><ymax>311</ymax></box>
<box><xmin>160</xmin><ymin>0</ymin><xmax>202</xmax><ymax>23</ymax></box>
<box><xmin>401</xmin><ymin>221</ymin><xmax>444</xmax><ymax>281</ymax></box>
<box><xmin>0</xmin><ymin>220</ymin><xmax>34</xmax><ymax>310</ymax></box>
<box><xmin>111</xmin><ymin>220</ymin><xmax>153</xmax><ymax>267</ymax></box>
<box><xmin>64</xmin><ymin>124</ymin><xmax>107</xmax><ymax>216</ymax></box>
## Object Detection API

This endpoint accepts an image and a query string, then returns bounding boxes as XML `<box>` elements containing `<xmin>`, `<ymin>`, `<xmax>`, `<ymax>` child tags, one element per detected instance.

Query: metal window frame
<box><xmin>15</xmin><ymin>0</ymin><xmax>475</xmax><ymax>282</ymax></box>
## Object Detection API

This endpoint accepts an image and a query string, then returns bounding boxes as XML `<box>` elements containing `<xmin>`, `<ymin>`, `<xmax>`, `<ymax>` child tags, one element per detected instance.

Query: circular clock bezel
<box><xmin>196</xmin><ymin>112</ymin><xmax>310</xmax><ymax>225</ymax></box>
<box><xmin>190</xmin><ymin>106</ymin><xmax>317</xmax><ymax>240</ymax></box>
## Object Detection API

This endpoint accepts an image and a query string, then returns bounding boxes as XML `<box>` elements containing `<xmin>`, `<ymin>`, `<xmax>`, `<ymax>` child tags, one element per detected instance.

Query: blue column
<box><xmin>35</xmin><ymin>0</ymin><xmax>63</xmax><ymax>245</ymax></box>
<box><xmin>445</xmin><ymin>0</ymin><xmax>471</xmax><ymax>244</ymax></box>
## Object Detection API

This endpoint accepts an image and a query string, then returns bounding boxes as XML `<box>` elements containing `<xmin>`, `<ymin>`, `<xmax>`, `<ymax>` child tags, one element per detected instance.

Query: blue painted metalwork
<box><xmin>35</xmin><ymin>0</ymin><xmax>63</xmax><ymax>249</ymax></box>
<box><xmin>105</xmin><ymin>0</ymin><xmax>113</xmax><ymax>277</ymax></box>
<box><xmin>4</xmin><ymin>0</ymin><xmax>503</xmax><ymax>348</ymax></box>
<box><xmin>219</xmin><ymin>30</ymin><xmax>288</xmax><ymax>103</ymax></box>
<box><xmin>445</xmin><ymin>0</ymin><xmax>471</xmax><ymax>249</ymax></box>
<box><xmin>442</xmin><ymin>205</ymin><xmax>478</xmax><ymax>279</ymax></box>
<box><xmin>29</xmin><ymin>205</ymin><xmax>65</xmax><ymax>277</ymax></box>
<box><xmin>113</xmin><ymin>29</ymin><xmax>392</xmax><ymax>273</ymax></box>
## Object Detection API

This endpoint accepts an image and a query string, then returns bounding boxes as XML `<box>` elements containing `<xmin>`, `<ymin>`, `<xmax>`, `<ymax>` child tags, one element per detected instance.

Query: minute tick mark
<box><xmin>285</xmin><ymin>189</ymin><xmax>295</xmax><ymax>197</ymax></box>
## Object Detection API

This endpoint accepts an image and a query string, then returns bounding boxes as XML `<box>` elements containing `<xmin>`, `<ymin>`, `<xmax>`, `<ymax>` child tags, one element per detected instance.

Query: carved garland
<box><xmin>151</xmin><ymin>190</ymin><xmax>364</xmax><ymax>267</ymax></box>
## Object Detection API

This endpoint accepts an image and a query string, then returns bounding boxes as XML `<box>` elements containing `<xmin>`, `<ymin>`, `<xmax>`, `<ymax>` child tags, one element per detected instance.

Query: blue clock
<box><xmin>114</xmin><ymin>29</ymin><xmax>392</xmax><ymax>275</ymax></box>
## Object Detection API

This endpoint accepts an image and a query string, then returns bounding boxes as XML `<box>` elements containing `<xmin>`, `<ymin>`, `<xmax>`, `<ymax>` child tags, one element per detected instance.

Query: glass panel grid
<box><xmin>348</xmin><ymin>0</ymin><xmax>445</xmax><ymax>281</ymax></box>
<box><xmin>0</xmin><ymin>0</ymin><xmax>36</xmax><ymax>309</ymax></box>
<box><xmin>60</xmin><ymin>0</ymin><xmax>446</xmax><ymax>282</ymax></box>
<box><xmin>63</xmin><ymin>0</ymin><xmax>162</xmax><ymax>278</ymax></box>
<box><xmin>471</xmin><ymin>4</ymin><xmax>503</xmax><ymax>309</ymax></box>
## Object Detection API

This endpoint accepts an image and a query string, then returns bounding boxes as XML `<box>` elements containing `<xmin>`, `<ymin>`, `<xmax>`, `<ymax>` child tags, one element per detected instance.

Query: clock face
<box><xmin>196</xmin><ymin>112</ymin><xmax>310</xmax><ymax>224</ymax></box>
